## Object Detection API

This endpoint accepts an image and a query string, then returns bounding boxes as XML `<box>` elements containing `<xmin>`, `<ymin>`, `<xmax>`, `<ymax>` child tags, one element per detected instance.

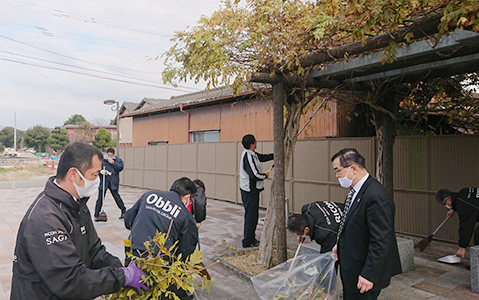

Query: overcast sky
<box><xmin>0</xmin><ymin>0</ymin><xmax>223</xmax><ymax>130</ymax></box>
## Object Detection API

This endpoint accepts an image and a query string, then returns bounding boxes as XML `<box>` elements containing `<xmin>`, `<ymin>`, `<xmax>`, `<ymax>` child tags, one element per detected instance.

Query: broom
<box><xmin>416</xmin><ymin>216</ymin><xmax>450</xmax><ymax>252</ymax></box>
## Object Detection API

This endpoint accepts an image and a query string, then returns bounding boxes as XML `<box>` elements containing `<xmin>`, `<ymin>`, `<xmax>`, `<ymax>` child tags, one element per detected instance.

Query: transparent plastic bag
<box><xmin>251</xmin><ymin>249</ymin><xmax>338</xmax><ymax>300</ymax></box>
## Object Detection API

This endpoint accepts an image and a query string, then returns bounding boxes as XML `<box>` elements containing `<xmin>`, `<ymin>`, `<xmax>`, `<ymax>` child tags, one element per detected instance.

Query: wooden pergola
<box><xmin>251</xmin><ymin>12</ymin><xmax>479</xmax><ymax>264</ymax></box>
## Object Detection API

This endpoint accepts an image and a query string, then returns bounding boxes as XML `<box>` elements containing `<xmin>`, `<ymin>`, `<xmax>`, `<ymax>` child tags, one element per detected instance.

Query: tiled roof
<box><xmin>121</xmin><ymin>102</ymin><xmax>139</xmax><ymax>114</ymax></box>
<box><xmin>122</xmin><ymin>83</ymin><xmax>270</xmax><ymax>117</ymax></box>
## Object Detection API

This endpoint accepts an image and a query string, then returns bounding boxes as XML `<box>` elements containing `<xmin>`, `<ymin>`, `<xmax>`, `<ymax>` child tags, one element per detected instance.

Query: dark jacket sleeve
<box><xmin>193</xmin><ymin>185</ymin><xmax>207</xmax><ymax>223</ymax></box>
<box><xmin>124</xmin><ymin>197</ymin><xmax>141</xmax><ymax>230</ymax></box>
<box><xmin>24</xmin><ymin>209</ymin><xmax>124</xmax><ymax>298</ymax></box>
<box><xmin>257</xmin><ymin>152</ymin><xmax>274</xmax><ymax>162</ymax></box>
<box><xmin>176</xmin><ymin>216</ymin><xmax>199</xmax><ymax>260</ymax></box>
<box><xmin>111</xmin><ymin>157</ymin><xmax>124</xmax><ymax>173</ymax></box>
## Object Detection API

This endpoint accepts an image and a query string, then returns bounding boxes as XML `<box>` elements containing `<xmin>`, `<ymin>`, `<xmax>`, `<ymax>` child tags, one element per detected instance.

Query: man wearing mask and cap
<box><xmin>94</xmin><ymin>147</ymin><xmax>127</xmax><ymax>221</ymax></box>
<box><xmin>331</xmin><ymin>148</ymin><xmax>401</xmax><ymax>300</ymax></box>
<box><xmin>11</xmin><ymin>142</ymin><xmax>149</xmax><ymax>299</ymax></box>
<box><xmin>436</xmin><ymin>187</ymin><xmax>479</xmax><ymax>258</ymax></box>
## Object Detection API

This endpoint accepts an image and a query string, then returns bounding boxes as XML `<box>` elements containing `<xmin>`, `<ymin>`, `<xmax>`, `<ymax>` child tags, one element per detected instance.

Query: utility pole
<box><xmin>14</xmin><ymin>112</ymin><xmax>17</xmax><ymax>151</ymax></box>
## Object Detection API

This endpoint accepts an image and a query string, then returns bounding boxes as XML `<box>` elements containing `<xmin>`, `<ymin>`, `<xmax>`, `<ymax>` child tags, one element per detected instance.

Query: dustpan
<box><xmin>438</xmin><ymin>255</ymin><xmax>461</xmax><ymax>264</ymax></box>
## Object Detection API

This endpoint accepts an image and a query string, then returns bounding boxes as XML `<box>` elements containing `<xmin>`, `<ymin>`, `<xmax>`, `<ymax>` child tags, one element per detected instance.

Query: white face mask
<box><xmin>445</xmin><ymin>204</ymin><xmax>452</xmax><ymax>210</ymax></box>
<box><xmin>338</xmin><ymin>166</ymin><xmax>354</xmax><ymax>188</ymax></box>
<box><xmin>73</xmin><ymin>168</ymin><xmax>99</xmax><ymax>199</ymax></box>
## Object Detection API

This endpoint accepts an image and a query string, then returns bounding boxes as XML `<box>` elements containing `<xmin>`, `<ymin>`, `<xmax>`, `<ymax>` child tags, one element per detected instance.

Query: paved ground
<box><xmin>0</xmin><ymin>177</ymin><xmax>477</xmax><ymax>299</ymax></box>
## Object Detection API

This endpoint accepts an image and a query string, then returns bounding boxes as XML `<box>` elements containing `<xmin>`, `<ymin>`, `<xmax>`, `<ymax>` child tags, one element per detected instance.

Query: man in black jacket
<box><xmin>124</xmin><ymin>177</ymin><xmax>198</xmax><ymax>299</ymax></box>
<box><xmin>11</xmin><ymin>142</ymin><xmax>148</xmax><ymax>300</ymax></box>
<box><xmin>94</xmin><ymin>147</ymin><xmax>126</xmax><ymax>221</ymax></box>
<box><xmin>436</xmin><ymin>187</ymin><xmax>479</xmax><ymax>258</ymax></box>
<box><xmin>287</xmin><ymin>201</ymin><xmax>344</xmax><ymax>253</ymax></box>
<box><xmin>331</xmin><ymin>148</ymin><xmax>401</xmax><ymax>300</ymax></box>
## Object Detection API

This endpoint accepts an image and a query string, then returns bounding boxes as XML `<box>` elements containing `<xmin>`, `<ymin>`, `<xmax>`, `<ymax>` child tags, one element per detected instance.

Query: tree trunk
<box><xmin>284</xmin><ymin>92</ymin><xmax>303</xmax><ymax>174</ymax></box>
<box><xmin>257</xmin><ymin>82</ymin><xmax>289</xmax><ymax>267</ymax></box>
<box><xmin>371</xmin><ymin>91</ymin><xmax>396</xmax><ymax>197</ymax></box>
<box><xmin>257</xmin><ymin>191</ymin><xmax>275</xmax><ymax>267</ymax></box>
<box><xmin>273</xmin><ymin>83</ymin><xmax>287</xmax><ymax>264</ymax></box>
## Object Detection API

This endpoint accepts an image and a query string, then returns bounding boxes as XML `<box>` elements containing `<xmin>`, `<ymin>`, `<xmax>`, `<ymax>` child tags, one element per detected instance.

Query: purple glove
<box><xmin>121</xmin><ymin>261</ymin><xmax>149</xmax><ymax>295</ymax></box>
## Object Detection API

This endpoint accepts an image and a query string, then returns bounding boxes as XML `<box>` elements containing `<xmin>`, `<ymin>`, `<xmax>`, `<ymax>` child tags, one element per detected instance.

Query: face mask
<box><xmin>338</xmin><ymin>166</ymin><xmax>354</xmax><ymax>188</ymax></box>
<box><xmin>445</xmin><ymin>204</ymin><xmax>452</xmax><ymax>210</ymax></box>
<box><xmin>73</xmin><ymin>168</ymin><xmax>99</xmax><ymax>199</ymax></box>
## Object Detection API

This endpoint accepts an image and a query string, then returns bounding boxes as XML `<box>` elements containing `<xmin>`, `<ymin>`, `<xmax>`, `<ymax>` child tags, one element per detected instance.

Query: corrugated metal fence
<box><xmin>119</xmin><ymin>135</ymin><xmax>479</xmax><ymax>243</ymax></box>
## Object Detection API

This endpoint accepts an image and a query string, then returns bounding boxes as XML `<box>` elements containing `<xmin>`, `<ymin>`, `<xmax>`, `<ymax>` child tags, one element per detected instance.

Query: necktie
<box><xmin>337</xmin><ymin>188</ymin><xmax>355</xmax><ymax>241</ymax></box>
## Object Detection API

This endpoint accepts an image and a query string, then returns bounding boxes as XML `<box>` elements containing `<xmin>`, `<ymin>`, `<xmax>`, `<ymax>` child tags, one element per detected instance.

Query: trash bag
<box><xmin>251</xmin><ymin>251</ymin><xmax>338</xmax><ymax>300</ymax></box>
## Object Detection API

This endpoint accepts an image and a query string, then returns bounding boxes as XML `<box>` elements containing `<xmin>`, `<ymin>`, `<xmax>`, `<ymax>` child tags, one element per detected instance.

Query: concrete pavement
<box><xmin>0</xmin><ymin>177</ymin><xmax>477</xmax><ymax>299</ymax></box>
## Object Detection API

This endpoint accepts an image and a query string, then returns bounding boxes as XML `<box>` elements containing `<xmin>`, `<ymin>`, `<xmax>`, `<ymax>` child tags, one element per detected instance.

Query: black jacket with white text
<box><xmin>11</xmin><ymin>177</ymin><xmax>125</xmax><ymax>300</ymax></box>
<box><xmin>451</xmin><ymin>187</ymin><xmax>479</xmax><ymax>248</ymax></box>
<box><xmin>124</xmin><ymin>190</ymin><xmax>199</xmax><ymax>260</ymax></box>
<box><xmin>301</xmin><ymin>201</ymin><xmax>344</xmax><ymax>253</ymax></box>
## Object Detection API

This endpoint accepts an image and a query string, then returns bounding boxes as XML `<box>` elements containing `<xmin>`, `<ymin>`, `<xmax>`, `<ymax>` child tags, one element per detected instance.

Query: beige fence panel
<box><xmin>119</xmin><ymin>135</ymin><xmax>479</xmax><ymax>243</ymax></box>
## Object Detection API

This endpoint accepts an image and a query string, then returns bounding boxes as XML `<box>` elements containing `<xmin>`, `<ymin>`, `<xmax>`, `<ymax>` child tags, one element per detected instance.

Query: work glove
<box><xmin>100</xmin><ymin>169</ymin><xmax>112</xmax><ymax>176</ymax></box>
<box><xmin>121</xmin><ymin>260</ymin><xmax>150</xmax><ymax>295</ymax></box>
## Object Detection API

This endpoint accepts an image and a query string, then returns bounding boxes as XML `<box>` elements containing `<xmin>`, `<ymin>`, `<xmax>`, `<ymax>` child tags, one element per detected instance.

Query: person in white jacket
<box><xmin>239</xmin><ymin>134</ymin><xmax>273</xmax><ymax>248</ymax></box>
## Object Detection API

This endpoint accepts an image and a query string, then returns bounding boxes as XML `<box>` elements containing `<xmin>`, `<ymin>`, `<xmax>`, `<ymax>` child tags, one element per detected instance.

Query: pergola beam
<box><xmin>250</xmin><ymin>72</ymin><xmax>367</xmax><ymax>91</ymax></box>
<box><xmin>299</xmin><ymin>11</ymin><xmax>444</xmax><ymax>69</ymax></box>
<box><xmin>311</xmin><ymin>30</ymin><xmax>479</xmax><ymax>80</ymax></box>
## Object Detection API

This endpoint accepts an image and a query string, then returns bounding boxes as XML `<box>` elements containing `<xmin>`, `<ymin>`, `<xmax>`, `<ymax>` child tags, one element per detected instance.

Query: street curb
<box><xmin>209</xmin><ymin>248</ymin><xmax>257</xmax><ymax>280</ymax></box>
<box><xmin>211</xmin><ymin>246</ymin><xmax>297</xmax><ymax>281</ymax></box>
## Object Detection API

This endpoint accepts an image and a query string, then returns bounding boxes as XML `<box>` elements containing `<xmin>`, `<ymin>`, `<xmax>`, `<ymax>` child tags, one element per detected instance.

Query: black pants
<box><xmin>94</xmin><ymin>187</ymin><xmax>126</xmax><ymax>217</ymax></box>
<box><xmin>343</xmin><ymin>288</ymin><xmax>381</xmax><ymax>300</ymax></box>
<box><xmin>241</xmin><ymin>189</ymin><xmax>260</xmax><ymax>247</ymax></box>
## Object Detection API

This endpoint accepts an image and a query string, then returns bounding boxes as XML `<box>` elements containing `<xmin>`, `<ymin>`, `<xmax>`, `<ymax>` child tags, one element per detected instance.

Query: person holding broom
<box><xmin>94</xmin><ymin>147</ymin><xmax>127</xmax><ymax>221</ymax></box>
<box><xmin>436</xmin><ymin>187</ymin><xmax>479</xmax><ymax>258</ymax></box>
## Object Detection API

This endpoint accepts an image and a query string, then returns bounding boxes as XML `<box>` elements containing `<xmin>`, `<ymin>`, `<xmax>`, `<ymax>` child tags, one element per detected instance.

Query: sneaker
<box><xmin>96</xmin><ymin>212</ymin><xmax>108</xmax><ymax>222</ymax></box>
<box><xmin>119</xmin><ymin>212</ymin><xmax>125</xmax><ymax>219</ymax></box>
<box><xmin>243</xmin><ymin>241</ymin><xmax>260</xmax><ymax>248</ymax></box>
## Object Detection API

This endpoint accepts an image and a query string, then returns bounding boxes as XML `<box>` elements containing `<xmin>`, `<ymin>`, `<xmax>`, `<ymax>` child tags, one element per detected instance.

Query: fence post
<box><xmin>285</xmin><ymin>197</ymin><xmax>290</xmax><ymax>226</ymax></box>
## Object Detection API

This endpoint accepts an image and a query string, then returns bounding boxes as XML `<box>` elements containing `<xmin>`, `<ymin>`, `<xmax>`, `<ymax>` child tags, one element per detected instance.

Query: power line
<box><xmin>0</xmin><ymin>44</ymin><xmax>97</xmax><ymax>100</ymax></box>
<box><xmin>0</xmin><ymin>21</ymin><xmax>163</xmax><ymax>54</ymax></box>
<box><xmin>0</xmin><ymin>33</ymin><xmax>200</xmax><ymax>92</ymax></box>
<box><xmin>0</xmin><ymin>0</ymin><xmax>174</xmax><ymax>38</ymax></box>
<box><xmin>0</xmin><ymin>33</ymin><xmax>156</xmax><ymax>74</ymax></box>
<box><xmin>0</xmin><ymin>49</ymin><xmax>169</xmax><ymax>86</ymax></box>
<box><xmin>0</xmin><ymin>57</ymin><xmax>196</xmax><ymax>92</ymax></box>
<box><xmin>0</xmin><ymin>48</ymin><xmax>200</xmax><ymax>91</ymax></box>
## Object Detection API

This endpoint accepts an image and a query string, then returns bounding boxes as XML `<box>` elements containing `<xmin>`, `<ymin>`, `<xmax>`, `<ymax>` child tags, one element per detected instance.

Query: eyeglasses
<box><xmin>334</xmin><ymin>165</ymin><xmax>351</xmax><ymax>174</ymax></box>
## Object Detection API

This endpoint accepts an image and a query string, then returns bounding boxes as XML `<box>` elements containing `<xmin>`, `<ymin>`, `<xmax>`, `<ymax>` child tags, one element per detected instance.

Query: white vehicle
<box><xmin>3</xmin><ymin>147</ymin><xmax>19</xmax><ymax>157</ymax></box>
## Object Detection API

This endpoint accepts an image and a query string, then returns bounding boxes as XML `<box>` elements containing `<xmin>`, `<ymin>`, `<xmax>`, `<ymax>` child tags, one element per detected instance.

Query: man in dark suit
<box><xmin>331</xmin><ymin>148</ymin><xmax>401</xmax><ymax>300</ymax></box>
